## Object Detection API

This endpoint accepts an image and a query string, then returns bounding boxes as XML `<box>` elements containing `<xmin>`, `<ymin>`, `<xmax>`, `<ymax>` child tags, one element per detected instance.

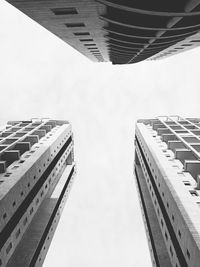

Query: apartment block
<box><xmin>135</xmin><ymin>116</ymin><xmax>200</xmax><ymax>267</ymax></box>
<box><xmin>5</xmin><ymin>0</ymin><xmax>200</xmax><ymax>64</ymax></box>
<box><xmin>0</xmin><ymin>118</ymin><xmax>75</xmax><ymax>267</ymax></box>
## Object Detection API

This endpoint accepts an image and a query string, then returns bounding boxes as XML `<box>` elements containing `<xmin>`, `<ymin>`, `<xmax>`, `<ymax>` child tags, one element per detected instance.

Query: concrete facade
<box><xmin>5</xmin><ymin>0</ymin><xmax>200</xmax><ymax>64</ymax></box>
<box><xmin>135</xmin><ymin>116</ymin><xmax>200</xmax><ymax>267</ymax></box>
<box><xmin>0</xmin><ymin>119</ymin><xmax>75</xmax><ymax>267</ymax></box>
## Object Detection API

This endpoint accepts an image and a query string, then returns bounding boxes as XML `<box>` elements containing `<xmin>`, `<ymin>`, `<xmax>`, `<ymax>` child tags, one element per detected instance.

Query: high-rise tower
<box><xmin>0</xmin><ymin>119</ymin><xmax>75</xmax><ymax>267</ymax></box>
<box><xmin>5</xmin><ymin>0</ymin><xmax>200</xmax><ymax>64</ymax></box>
<box><xmin>135</xmin><ymin>116</ymin><xmax>200</xmax><ymax>267</ymax></box>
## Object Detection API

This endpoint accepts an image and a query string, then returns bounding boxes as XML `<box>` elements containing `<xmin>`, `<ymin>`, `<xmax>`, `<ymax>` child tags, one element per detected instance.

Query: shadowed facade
<box><xmin>0</xmin><ymin>119</ymin><xmax>75</xmax><ymax>267</ymax></box>
<box><xmin>5</xmin><ymin>0</ymin><xmax>200</xmax><ymax>64</ymax></box>
<box><xmin>135</xmin><ymin>116</ymin><xmax>200</xmax><ymax>267</ymax></box>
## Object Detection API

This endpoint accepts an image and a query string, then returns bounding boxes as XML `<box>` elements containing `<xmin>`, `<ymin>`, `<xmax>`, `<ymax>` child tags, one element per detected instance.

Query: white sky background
<box><xmin>1</xmin><ymin>1</ymin><xmax>200</xmax><ymax>266</ymax></box>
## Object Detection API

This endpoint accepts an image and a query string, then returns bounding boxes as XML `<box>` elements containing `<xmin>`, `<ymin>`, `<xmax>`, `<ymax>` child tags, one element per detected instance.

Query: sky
<box><xmin>1</xmin><ymin>1</ymin><xmax>200</xmax><ymax>266</ymax></box>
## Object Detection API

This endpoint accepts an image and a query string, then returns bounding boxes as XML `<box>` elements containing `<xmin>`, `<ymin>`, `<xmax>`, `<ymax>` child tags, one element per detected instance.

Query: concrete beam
<box><xmin>191</xmin><ymin>144</ymin><xmax>200</xmax><ymax>152</ymax></box>
<box><xmin>191</xmin><ymin>130</ymin><xmax>200</xmax><ymax>135</ymax></box>
<box><xmin>157</xmin><ymin>128</ymin><xmax>171</xmax><ymax>135</ymax></box>
<box><xmin>32</xmin><ymin>130</ymin><xmax>46</xmax><ymax>139</ymax></box>
<box><xmin>184</xmin><ymin>160</ymin><xmax>200</xmax><ymax>181</ymax></box>
<box><xmin>39</xmin><ymin>125</ymin><xmax>52</xmax><ymax>133</ymax></box>
<box><xmin>3</xmin><ymin>138</ymin><xmax>18</xmax><ymax>145</ymax></box>
<box><xmin>182</xmin><ymin>136</ymin><xmax>200</xmax><ymax>143</ymax></box>
<box><xmin>23</xmin><ymin>136</ymin><xmax>39</xmax><ymax>147</ymax></box>
<box><xmin>1</xmin><ymin>132</ymin><xmax>13</xmax><ymax>137</ymax></box>
<box><xmin>152</xmin><ymin>123</ymin><xmax>164</xmax><ymax>131</ymax></box>
<box><xmin>175</xmin><ymin>149</ymin><xmax>197</xmax><ymax>164</ymax></box>
<box><xmin>14</xmin><ymin>142</ymin><xmax>31</xmax><ymax>155</ymax></box>
<box><xmin>45</xmin><ymin>121</ymin><xmax>56</xmax><ymax>128</ymax></box>
<box><xmin>168</xmin><ymin>141</ymin><xmax>185</xmax><ymax>152</ymax></box>
<box><xmin>10</xmin><ymin>127</ymin><xmax>21</xmax><ymax>132</ymax></box>
<box><xmin>1</xmin><ymin>150</ymin><xmax>20</xmax><ymax>167</ymax></box>
<box><xmin>14</xmin><ymin>132</ymin><xmax>27</xmax><ymax>137</ymax></box>
<box><xmin>162</xmin><ymin>134</ymin><xmax>177</xmax><ymax>143</ymax></box>
<box><xmin>0</xmin><ymin>161</ymin><xmax>6</xmax><ymax>173</ymax></box>
<box><xmin>0</xmin><ymin>145</ymin><xmax>8</xmax><ymax>152</ymax></box>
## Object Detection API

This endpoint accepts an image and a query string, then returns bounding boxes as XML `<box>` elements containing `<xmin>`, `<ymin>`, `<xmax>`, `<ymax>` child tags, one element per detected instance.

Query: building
<box><xmin>5</xmin><ymin>0</ymin><xmax>200</xmax><ymax>64</ymax></box>
<box><xmin>134</xmin><ymin>116</ymin><xmax>200</xmax><ymax>267</ymax></box>
<box><xmin>0</xmin><ymin>118</ymin><xmax>75</xmax><ymax>267</ymax></box>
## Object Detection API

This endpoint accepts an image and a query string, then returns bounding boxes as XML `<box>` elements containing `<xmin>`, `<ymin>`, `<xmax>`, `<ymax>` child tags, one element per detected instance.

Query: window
<box><xmin>80</xmin><ymin>39</ymin><xmax>93</xmax><ymax>42</ymax></box>
<box><xmin>16</xmin><ymin>228</ymin><xmax>21</xmax><ymax>238</ymax></box>
<box><xmin>88</xmin><ymin>48</ymin><xmax>98</xmax><ymax>50</ymax></box>
<box><xmin>183</xmin><ymin>181</ymin><xmax>191</xmax><ymax>186</ymax></box>
<box><xmin>187</xmin><ymin>249</ymin><xmax>190</xmax><ymax>259</ymax></box>
<box><xmin>74</xmin><ymin>32</ymin><xmax>90</xmax><ymax>36</ymax></box>
<box><xmin>6</xmin><ymin>243</ymin><xmax>12</xmax><ymax>254</ymax></box>
<box><xmin>65</xmin><ymin>23</ymin><xmax>85</xmax><ymax>27</ymax></box>
<box><xmin>182</xmin><ymin>44</ymin><xmax>192</xmax><ymax>47</ymax></box>
<box><xmin>23</xmin><ymin>217</ymin><xmax>28</xmax><ymax>226</ymax></box>
<box><xmin>84</xmin><ymin>44</ymin><xmax>96</xmax><ymax>46</ymax></box>
<box><xmin>30</xmin><ymin>207</ymin><xmax>34</xmax><ymax>215</ymax></box>
<box><xmin>165</xmin><ymin>231</ymin><xmax>168</xmax><ymax>240</ymax></box>
<box><xmin>191</xmin><ymin>40</ymin><xmax>200</xmax><ymax>43</ymax></box>
<box><xmin>170</xmin><ymin>246</ymin><xmax>173</xmax><ymax>257</ymax></box>
<box><xmin>190</xmin><ymin>190</ymin><xmax>198</xmax><ymax>197</ymax></box>
<box><xmin>51</xmin><ymin>8</ymin><xmax>78</xmax><ymax>15</ymax></box>
<box><xmin>178</xmin><ymin>230</ymin><xmax>181</xmax><ymax>239</ymax></box>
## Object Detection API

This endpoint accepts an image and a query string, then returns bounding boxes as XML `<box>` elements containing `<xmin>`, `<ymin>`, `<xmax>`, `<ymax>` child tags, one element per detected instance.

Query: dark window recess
<box><xmin>30</xmin><ymin>207</ymin><xmax>34</xmax><ymax>215</ymax></box>
<box><xmin>190</xmin><ymin>40</ymin><xmax>200</xmax><ymax>42</ymax></box>
<box><xmin>16</xmin><ymin>228</ymin><xmax>20</xmax><ymax>238</ymax></box>
<box><xmin>80</xmin><ymin>39</ymin><xmax>93</xmax><ymax>42</ymax></box>
<box><xmin>178</xmin><ymin>230</ymin><xmax>181</xmax><ymax>238</ymax></box>
<box><xmin>186</xmin><ymin>249</ymin><xmax>190</xmax><ymax>259</ymax></box>
<box><xmin>190</xmin><ymin>190</ymin><xmax>198</xmax><ymax>196</ymax></box>
<box><xmin>182</xmin><ymin>44</ymin><xmax>193</xmax><ymax>46</ymax></box>
<box><xmin>165</xmin><ymin>231</ymin><xmax>168</xmax><ymax>240</ymax></box>
<box><xmin>51</xmin><ymin>7</ymin><xmax>77</xmax><ymax>15</ymax></box>
<box><xmin>84</xmin><ymin>44</ymin><xmax>96</xmax><ymax>46</ymax></box>
<box><xmin>23</xmin><ymin>217</ymin><xmax>28</xmax><ymax>226</ymax></box>
<box><xmin>65</xmin><ymin>23</ymin><xmax>85</xmax><ymax>27</ymax></box>
<box><xmin>74</xmin><ymin>32</ymin><xmax>90</xmax><ymax>36</ymax></box>
<box><xmin>6</xmin><ymin>243</ymin><xmax>12</xmax><ymax>254</ymax></box>
<box><xmin>170</xmin><ymin>246</ymin><xmax>173</xmax><ymax>257</ymax></box>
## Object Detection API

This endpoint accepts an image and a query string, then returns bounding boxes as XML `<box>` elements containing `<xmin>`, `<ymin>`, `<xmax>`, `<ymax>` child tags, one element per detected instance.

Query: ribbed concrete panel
<box><xmin>5</xmin><ymin>0</ymin><xmax>200</xmax><ymax>64</ymax></box>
